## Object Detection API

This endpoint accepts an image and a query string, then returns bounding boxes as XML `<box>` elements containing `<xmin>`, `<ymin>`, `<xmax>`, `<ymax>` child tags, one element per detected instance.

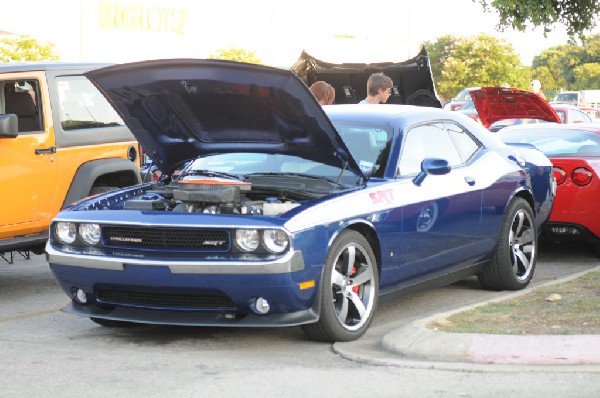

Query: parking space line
<box><xmin>0</xmin><ymin>308</ymin><xmax>62</xmax><ymax>324</ymax></box>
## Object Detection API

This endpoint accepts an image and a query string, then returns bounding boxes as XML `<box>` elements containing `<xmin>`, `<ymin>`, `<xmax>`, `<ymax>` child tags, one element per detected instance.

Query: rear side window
<box><xmin>568</xmin><ymin>109</ymin><xmax>591</xmax><ymax>123</ymax></box>
<box><xmin>56</xmin><ymin>76</ymin><xmax>124</xmax><ymax>131</ymax></box>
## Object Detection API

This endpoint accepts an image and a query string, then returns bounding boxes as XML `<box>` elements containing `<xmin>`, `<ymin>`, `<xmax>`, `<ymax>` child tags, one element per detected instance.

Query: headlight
<box><xmin>79</xmin><ymin>223</ymin><xmax>101</xmax><ymax>245</ymax></box>
<box><xmin>55</xmin><ymin>222</ymin><xmax>77</xmax><ymax>244</ymax></box>
<box><xmin>262</xmin><ymin>229</ymin><xmax>289</xmax><ymax>253</ymax></box>
<box><xmin>236</xmin><ymin>229</ymin><xmax>260</xmax><ymax>252</ymax></box>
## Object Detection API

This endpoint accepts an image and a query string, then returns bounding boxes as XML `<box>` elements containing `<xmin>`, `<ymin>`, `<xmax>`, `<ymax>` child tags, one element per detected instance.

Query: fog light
<box><xmin>252</xmin><ymin>297</ymin><xmax>270</xmax><ymax>315</ymax></box>
<box><xmin>73</xmin><ymin>288</ymin><xmax>87</xmax><ymax>304</ymax></box>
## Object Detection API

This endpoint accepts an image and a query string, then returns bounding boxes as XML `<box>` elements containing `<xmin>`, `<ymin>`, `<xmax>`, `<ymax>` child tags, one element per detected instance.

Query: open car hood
<box><xmin>85</xmin><ymin>59</ymin><xmax>364</xmax><ymax>178</ymax></box>
<box><xmin>291</xmin><ymin>47</ymin><xmax>442</xmax><ymax>108</ymax></box>
<box><xmin>470</xmin><ymin>87</ymin><xmax>561</xmax><ymax>128</ymax></box>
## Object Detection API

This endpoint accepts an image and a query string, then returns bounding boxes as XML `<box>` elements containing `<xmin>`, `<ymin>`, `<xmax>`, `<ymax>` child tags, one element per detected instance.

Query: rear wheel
<box><xmin>302</xmin><ymin>230</ymin><xmax>379</xmax><ymax>342</ymax></box>
<box><xmin>478</xmin><ymin>197</ymin><xmax>537</xmax><ymax>291</ymax></box>
<box><xmin>594</xmin><ymin>245</ymin><xmax>600</xmax><ymax>258</ymax></box>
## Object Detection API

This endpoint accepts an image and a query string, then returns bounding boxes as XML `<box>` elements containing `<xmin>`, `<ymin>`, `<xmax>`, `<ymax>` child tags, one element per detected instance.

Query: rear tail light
<box><xmin>139</xmin><ymin>145</ymin><xmax>146</xmax><ymax>166</ymax></box>
<box><xmin>553</xmin><ymin>167</ymin><xmax>567</xmax><ymax>185</ymax></box>
<box><xmin>572</xmin><ymin>167</ymin><xmax>592</xmax><ymax>186</ymax></box>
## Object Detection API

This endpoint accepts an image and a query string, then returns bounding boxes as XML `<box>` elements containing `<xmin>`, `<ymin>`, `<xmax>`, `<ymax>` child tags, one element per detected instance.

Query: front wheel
<box><xmin>302</xmin><ymin>230</ymin><xmax>379</xmax><ymax>342</ymax></box>
<box><xmin>478</xmin><ymin>197</ymin><xmax>537</xmax><ymax>291</ymax></box>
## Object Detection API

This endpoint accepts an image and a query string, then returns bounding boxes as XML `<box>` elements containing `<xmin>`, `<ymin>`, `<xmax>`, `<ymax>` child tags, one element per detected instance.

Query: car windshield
<box><xmin>184</xmin><ymin>152</ymin><xmax>362</xmax><ymax>190</ymax></box>
<box><xmin>183</xmin><ymin>122</ymin><xmax>393</xmax><ymax>185</ymax></box>
<box><xmin>555</xmin><ymin>93</ymin><xmax>578</xmax><ymax>102</ymax></box>
<box><xmin>455</xmin><ymin>89</ymin><xmax>474</xmax><ymax>101</ymax></box>
<box><xmin>331</xmin><ymin>121</ymin><xmax>393</xmax><ymax>178</ymax></box>
<box><xmin>489</xmin><ymin>118</ymin><xmax>549</xmax><ymax>132</ymax></box>
<box><xmin>553</xmin><ymin>109</ymin><xmax>567</xmax><ymax>123</ymax></box>
<box><xmin>499</xmin><ymin>129</ymin><xmax>600</xmax><ymax>157</ymax></box>
<box><xmin>461</xmin><ymin>99</ymin><xmax>476</xmax><ymax>110</ymax></box>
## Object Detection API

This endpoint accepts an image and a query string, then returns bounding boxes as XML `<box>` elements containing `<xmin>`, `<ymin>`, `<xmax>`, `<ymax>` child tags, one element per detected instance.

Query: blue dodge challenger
<box><xmin>46</xmin><ymin>59</ymin><xmax>555</xmax><ymax>342</ymax></box>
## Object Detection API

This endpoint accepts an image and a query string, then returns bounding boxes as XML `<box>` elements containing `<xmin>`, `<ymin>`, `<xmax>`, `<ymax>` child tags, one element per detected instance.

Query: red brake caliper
<box><xmin>351</xmin><ymin>266</ymin><xmax>360</xmax><ymax>294</ymax></box>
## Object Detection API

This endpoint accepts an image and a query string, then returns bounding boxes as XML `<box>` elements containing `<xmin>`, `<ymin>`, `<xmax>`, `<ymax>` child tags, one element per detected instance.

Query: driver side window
<box><xmin>397</xmin><ymin>122</ymin><xmax>463</xmax><ymax>176</ymax></box>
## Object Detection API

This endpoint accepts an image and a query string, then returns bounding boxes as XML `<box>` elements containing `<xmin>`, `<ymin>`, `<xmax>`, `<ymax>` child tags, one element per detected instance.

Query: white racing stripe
<box><xmin>285</xmin><ymin>151</ymin><xmax>521</xmax><ymax>232</ymax></box>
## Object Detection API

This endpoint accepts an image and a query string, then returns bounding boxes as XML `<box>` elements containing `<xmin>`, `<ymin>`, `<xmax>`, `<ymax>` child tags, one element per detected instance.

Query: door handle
<box><xmin>35</xmin><ymin>147</ymin><xmax>56</xmax><ymax>155</ymax></box>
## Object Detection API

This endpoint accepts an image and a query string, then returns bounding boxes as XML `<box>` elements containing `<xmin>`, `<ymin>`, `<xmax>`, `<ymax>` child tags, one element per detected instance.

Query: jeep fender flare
<box><xmin>61</xmin><ymin>158</ymin><xmax>141</xmax><ymax>209</ymax></box>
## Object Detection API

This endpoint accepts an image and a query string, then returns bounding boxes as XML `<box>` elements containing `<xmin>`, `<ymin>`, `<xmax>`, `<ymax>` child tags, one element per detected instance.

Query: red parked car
<box><xmin>550</xmin><ymin>104</ymin><xmax>595</xmax><ymax>124</ymax></box>
<box><xmin>497</xmin><ymin>123</ymin><xmax>600</xmax><ymax>256</ymax></box>
<box><xmin>469</xmin><ymin>87</ymin><xmax>561</xmax><ymax>130</ymax></box>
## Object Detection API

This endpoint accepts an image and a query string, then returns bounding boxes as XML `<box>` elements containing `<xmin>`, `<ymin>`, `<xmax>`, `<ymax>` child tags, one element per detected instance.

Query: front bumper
<box><xmin>63</xmin><ymin>300</ymin><xmax>319</xmax><ymax>327</ymax></box>
<box><xmin>46</xmin><ymin>245</ymin><xmax>305</xmax><ymax>274</ymax></box>
<box><xmin>47</xmin><ymin>245</ymin><xmax>322</xmax><ymax>327</ymax></box>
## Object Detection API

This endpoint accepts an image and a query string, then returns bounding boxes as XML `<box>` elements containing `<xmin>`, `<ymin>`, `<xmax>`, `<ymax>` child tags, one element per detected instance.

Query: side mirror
<box><xmin>412</xmin><ymin>158</ymin><xmax>450</xmax><ymax>186</ymax></box>
<box><xmin>0</xmin><ymin>114</ymin><xmax>18</xmax><ymax>138</ymax></box>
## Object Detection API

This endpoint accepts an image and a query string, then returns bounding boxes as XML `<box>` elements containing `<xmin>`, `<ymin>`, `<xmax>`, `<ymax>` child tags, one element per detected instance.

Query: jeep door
<box><xmin>0</xmin><ymin>73</ymin><xmax>58</xmax><ymax>240</ymax></box>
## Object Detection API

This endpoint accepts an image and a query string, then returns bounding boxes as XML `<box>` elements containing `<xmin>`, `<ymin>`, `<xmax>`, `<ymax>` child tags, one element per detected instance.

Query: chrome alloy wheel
<box><xmin>330</xmin><ymin>242</ymin><xmax>376</xmax><ymax>331</ymax></box>
<box><xmin>509</xmin><ymin>207</ymin><xmax>536</xmax><ymax>281</ymax></box>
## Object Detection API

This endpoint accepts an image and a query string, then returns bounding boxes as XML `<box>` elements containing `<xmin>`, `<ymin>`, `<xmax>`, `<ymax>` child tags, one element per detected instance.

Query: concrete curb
<box><xmin>382</xmin><ymin>315</ymin><xmax>600</xmax><ymax>365</ymax></box>
<box><xmin>335</xmin><ymin>265</ymin><xmax>600</xmax><ymax>369</ymax></box>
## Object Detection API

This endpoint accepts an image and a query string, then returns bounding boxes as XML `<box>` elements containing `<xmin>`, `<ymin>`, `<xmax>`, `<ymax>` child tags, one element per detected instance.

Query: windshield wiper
<box><xmin>182</xmin><ymin>169</ymin><xmax>247</xmax><ymax>182</ymax></box>
<box><xmin>244</xmin><ymin>172</ymin><xmax>348</xmax><ymax>189</ymax></box>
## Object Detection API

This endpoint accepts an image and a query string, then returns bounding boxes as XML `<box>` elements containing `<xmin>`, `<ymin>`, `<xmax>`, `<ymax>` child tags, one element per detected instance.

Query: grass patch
<box><xmin>429</xmin><ymin>269</ymin><xmax>600</xmax><ymax>335</ymax></box>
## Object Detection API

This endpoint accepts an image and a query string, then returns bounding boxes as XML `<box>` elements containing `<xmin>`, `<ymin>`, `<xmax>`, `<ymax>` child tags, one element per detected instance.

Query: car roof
<box><xmin>324</xmin><ymin>103</ymin><xmax>425</xmax><ymax>120</ymax></box>
<box><xmin>0</xmin><ymin>62</ymin><xmax>114</xmax><ymax>73</ymax></box>
<box><xmin>325</xmin><ymin>103</ymin><xmax>509</xmax><ymax>150</ymax></box>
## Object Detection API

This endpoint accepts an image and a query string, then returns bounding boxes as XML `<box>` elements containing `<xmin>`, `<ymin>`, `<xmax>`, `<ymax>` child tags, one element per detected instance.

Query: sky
<box><xmin>0</xmin><ymin>0</ymin><xmax>596</xmax><ymax>67</ymax></box>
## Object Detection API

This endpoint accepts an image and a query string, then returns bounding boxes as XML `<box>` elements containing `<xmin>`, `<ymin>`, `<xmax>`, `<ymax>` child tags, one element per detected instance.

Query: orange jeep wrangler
<box><xmin>0</xmin><ymin>63</ymin><xmax>142</xmax><ymax>260</ymax></box>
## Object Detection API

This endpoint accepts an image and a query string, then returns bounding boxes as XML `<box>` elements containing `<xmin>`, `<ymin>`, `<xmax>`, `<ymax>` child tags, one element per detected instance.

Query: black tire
<box><xmin>478</xmin><ymin>197</ymin><xmax>537</xmax><ymax>291</ymax></box>
<box><xmin>594</xmin><ymin>245</ymin><xmax>600</xmax><ymax>258</ymax></box>
<box><xmin>90</xmin><ymin>317</ymin><xmax>138</xmax><ymax>327</ymax></box>
<box><xmin>89</xmin><ymin>186</ymin><xmax>118</xmax><ymax>196</ymax></box>
<box><xmin>301</xmin><ymin>230</ymin><xmax>379</xmax><ymax>342</ymax></box>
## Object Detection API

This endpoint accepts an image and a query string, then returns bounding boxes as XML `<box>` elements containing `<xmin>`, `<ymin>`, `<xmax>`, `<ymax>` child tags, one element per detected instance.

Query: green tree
<box><xmin>424</xmin><ymin>34</ymin><xmax>529</xmax><ymax>102</ymax></box>
<box><xmin>572</xmin><ymin>63</ymin><xmax>600</xmax><ymax>89</ymax></box>
<box><xmin>532</xmin><ymin>34</ymin><xmax>600</xmax><ymax>91</ymax></box>
<box><xmin>0</xmin><ymin>35</ymin><xmax>59</xmax><ymax>62</ymax></box>
<box><xmin>209</xmin><ymin>47</ymin><xmax>263</xmax><ymax>64</ymax></box>
<box><xmin>476</xmin><ymin>0</ymin><xmax>599</xmax><ymax>38</ymax></box>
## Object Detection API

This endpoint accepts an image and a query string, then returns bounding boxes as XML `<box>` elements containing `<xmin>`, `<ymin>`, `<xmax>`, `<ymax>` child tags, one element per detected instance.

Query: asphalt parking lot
<box><xmin>1</xmin><ymin>241</ymin><xmax>599</xmax><ymax>398</ymax></box>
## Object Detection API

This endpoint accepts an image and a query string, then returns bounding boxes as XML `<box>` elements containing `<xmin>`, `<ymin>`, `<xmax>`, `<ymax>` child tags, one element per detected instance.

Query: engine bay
<box><xmin>123</xmin><ymin>176</ymin><xmax>302</xmax><ymax>216</ymax></box>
